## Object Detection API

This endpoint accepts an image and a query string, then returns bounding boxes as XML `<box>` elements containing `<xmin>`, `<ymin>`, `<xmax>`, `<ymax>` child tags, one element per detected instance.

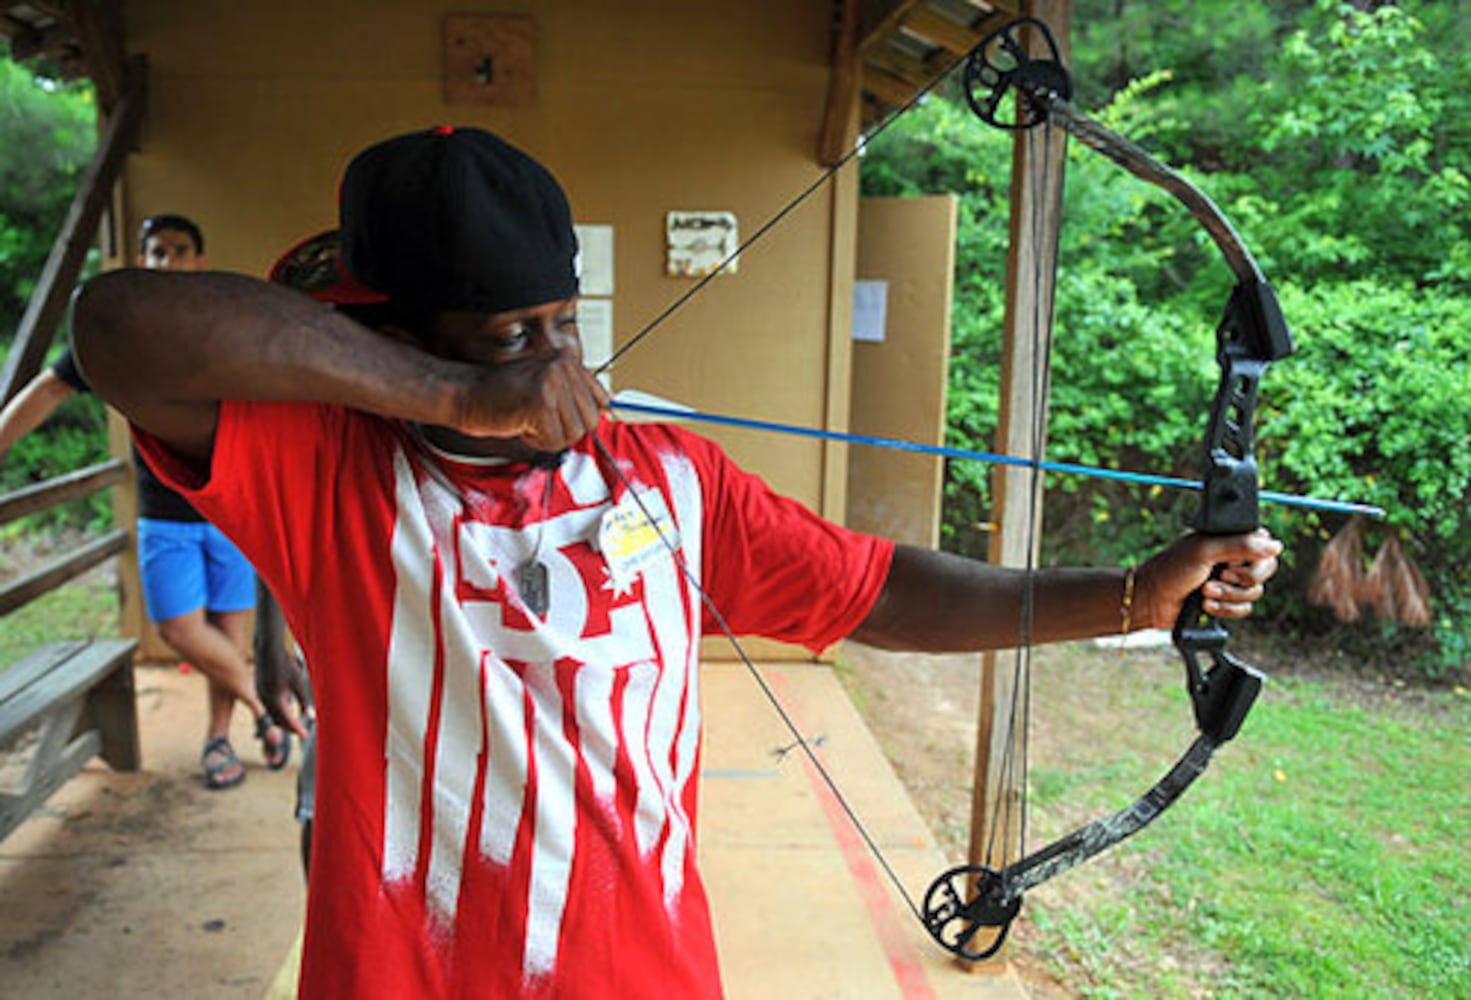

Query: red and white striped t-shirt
<box><xmin>137</xmin><ymin>404</ymin><xmax>892</xmax><ymax>998</ymax></box>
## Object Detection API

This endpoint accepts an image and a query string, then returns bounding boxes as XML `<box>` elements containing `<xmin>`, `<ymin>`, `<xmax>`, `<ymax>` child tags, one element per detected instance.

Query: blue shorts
<box><xmin>136</xmin><ymin>518</ymin><xmax>256</xmax><ymax>623</ymax></box>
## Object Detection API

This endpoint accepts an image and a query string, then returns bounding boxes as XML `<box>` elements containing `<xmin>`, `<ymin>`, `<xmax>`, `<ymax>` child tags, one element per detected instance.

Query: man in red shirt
<box><xmin>73</xmin><ymin>127</ymin><xmax>1280</xmax><ymax>998</ymax></box>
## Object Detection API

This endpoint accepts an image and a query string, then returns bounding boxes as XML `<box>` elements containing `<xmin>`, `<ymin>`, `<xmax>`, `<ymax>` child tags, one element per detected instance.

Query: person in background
<box><xmin>253</xmin><ymin>577</ymin><xmax>314</xmax><ymax>870</ymax></box>
<box><xmin>0</xmin><ymin>214</ymin><xmax>290</xmax><ymax>789</ymax></box>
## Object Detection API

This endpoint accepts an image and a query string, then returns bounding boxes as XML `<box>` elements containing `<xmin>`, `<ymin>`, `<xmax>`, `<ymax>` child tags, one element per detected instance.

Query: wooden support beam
<box><xmin>817</xmin><ymin>0</ymin><xmax>863</xmax><ymax>166</ymax></box>
<box><xmin>857</xmin><ymin>0</ymin><xmax>924</xmax><ymax>54</ymax></box>
<box><xmin>0</xmin><ymin>55</ymin><xmax>145</xmax><ymax>408</ymax></box>
<box><xmin>864</xmin><ymin>42</ymin><xmax>933</xmax><ymax>88</ymax></box>
<box><xmin>903</xmin><ymin>6</ymin><xmax>987</xmax><ymax>56</ymax></box>
<box><xmin>27</xmin><ymin>0</ymin><xmax>68</xmax><ymax>19</ymax></box>
<box><xmin>69</xmin><ymin>0</ymin><xmax>128</xmax><ymax>111</ymax></box>
<box><xmin>861</xmin><ymin>64</ymin><xmax>918</xmax><ymax>109</ymax></box>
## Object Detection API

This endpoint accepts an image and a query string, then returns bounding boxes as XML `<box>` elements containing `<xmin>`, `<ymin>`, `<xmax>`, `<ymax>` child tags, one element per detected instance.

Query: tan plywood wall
<box><xmin>848</xmin><ymin>195</ymin><xmax>957</xmax><ymax>548</ymax></box>
<box><xmin>112</xmin><ymin>1</ymin><xmax>860</xmax><ymax>660</ymax></box>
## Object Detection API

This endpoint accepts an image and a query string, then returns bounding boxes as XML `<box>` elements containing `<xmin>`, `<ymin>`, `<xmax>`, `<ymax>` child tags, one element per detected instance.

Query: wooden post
<box><xmin>965</xmin><ymin>0</ymin><xmax>1071</xmax><ymax>967</ymax></box>
<box><xmin>816</xmin><ymin>0</ymin><xmax>862</xmax><ymax>167</ymax></box>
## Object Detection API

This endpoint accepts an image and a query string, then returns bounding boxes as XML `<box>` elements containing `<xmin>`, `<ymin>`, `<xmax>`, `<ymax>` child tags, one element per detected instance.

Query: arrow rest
<box><xmin>963</xmin><ymin>17</ymin><xmax>1071</xmax><ymax>129</ymax></box>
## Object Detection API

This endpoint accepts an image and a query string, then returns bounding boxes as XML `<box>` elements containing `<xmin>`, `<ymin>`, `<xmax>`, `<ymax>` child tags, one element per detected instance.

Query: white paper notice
<box><xmin>852</xmin><ymin>280</ymin><xmax>888</xmax><ymax>342</ymax></box>
<box><xmin>574</xmin><ymin>224</ymin><xmax>615</xmax><ymax>296</ymax></box>
<box><xmin>578</xmin><ymin>298</ymin><xmax>614</xmax><ymax>389</ymax></box>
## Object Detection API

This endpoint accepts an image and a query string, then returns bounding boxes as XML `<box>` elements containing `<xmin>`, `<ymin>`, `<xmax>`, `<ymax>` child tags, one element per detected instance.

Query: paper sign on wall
<box><xmin>574</xmin><ymin>224</ymin><xmax>614</xmax><ymax>296</ymax></box>
<box><xmin>578</xmin><ymin>298</ymin><xmax>614</xmax><ymax>389</ymax></box>
<box><xmin>852</xmin><ymin>280</ymin><xmax>888</xmax><ymax>342</ymax></box>
<box><xmin>666</xmin><ymin>211</ymin><xmax>738</xmax><ymax>277</ymax></box>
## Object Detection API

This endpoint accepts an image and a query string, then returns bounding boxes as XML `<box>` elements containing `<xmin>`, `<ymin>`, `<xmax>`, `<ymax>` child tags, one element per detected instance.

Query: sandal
<box><xmin>256</xmin><ymin>714</ymin><xmax>291</xmax><ymax>771</ymax></box>
<box><xmin>202</xmin><ymin>736</ymin><xmax>246</xmax><ymax>790</ymax></box>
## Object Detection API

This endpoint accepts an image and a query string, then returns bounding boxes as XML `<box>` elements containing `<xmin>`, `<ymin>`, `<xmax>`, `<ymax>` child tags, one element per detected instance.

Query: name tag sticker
<box><xmin>599</xmin><ymin>488</ymin><xmax>679</xmax><ymax>589</ymax></box>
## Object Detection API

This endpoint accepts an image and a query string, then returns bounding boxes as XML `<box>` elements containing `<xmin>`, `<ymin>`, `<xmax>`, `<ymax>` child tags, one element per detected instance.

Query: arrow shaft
<box><xmin>608</xmin><ymin>399</ymin><xmax>1383</xmax><ymax>519</ymax></box>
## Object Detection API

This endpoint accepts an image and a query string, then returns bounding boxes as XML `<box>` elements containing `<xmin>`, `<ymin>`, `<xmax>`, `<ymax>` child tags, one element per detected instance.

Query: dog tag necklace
<box><xmin>514</xmin><ymin>468</ymin><xmax>556</xmax><ymax>618</ymax></box>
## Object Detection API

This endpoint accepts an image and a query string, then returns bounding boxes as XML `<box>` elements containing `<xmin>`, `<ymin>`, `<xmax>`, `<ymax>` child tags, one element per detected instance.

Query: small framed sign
<box><xmin>666</xmin><ymin>211</ymin><xmax>739</xmax><ymax>277</ymax></box>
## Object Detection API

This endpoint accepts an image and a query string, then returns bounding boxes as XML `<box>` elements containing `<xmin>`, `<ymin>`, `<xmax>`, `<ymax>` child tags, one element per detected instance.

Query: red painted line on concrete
<box><xmin>773</xmin><ymin>673</ymin><xmax>937</xmax><ymax>1000</ymax></box>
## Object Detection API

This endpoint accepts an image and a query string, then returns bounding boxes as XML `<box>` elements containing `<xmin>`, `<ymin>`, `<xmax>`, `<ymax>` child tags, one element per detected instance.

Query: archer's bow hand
<box><xmin>1136</xmin><ymin>529</ymin><xmax>1283</xmax><ymax>628</ymax></box>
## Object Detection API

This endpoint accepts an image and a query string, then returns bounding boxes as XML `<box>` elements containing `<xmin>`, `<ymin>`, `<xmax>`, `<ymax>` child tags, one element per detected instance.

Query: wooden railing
<box><xmin>0</xmin><ymin>458</ymin><xmax>128</xmax><ymax>616</ymax></box>
<box><xmin>0</xmin><ymin>52</ymin><xmax>147</xmax><ymax>838</ymax></box>
<box><xmin>0</xmin><ymin>456</ymin><xmax>139</xmax><ymax>841</ymax></box>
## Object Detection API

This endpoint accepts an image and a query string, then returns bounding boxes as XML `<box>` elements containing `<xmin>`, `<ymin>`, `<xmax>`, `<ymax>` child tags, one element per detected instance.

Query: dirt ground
<box><xmin>0</xmin><ymin>663</ymin><xmax>306</xmax><ymax>998</ymax></box>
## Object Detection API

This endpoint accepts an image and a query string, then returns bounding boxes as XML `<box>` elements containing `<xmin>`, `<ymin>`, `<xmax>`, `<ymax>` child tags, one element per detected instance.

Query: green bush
<box><xmin>1</xmin><ymin>47</ymin><xmax>107</xmax><ymax>534</ymax></box>
<box><xmin>860</xmin><ymin>1</ymin><xmax>1470</xmax><ymax>677</ymax></box>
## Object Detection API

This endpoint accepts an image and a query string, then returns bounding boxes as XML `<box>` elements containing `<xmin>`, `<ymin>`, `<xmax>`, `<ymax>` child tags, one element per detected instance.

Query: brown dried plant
<box><xmin>1364</xmin><ymin>533</ymin><xmax>1432</xmax><ymax>627</ymax></box>
<box><xmin>1309</xmin><ymin>516</ymin><xmax>1367</xmax><ymax>623</ymax></box>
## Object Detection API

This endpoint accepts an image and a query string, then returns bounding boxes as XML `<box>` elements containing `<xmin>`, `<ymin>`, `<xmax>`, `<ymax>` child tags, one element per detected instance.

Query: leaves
<box><xmin>0</xmin><ymin>44</ymin><xmax>97</xmax><ymax>337</ymax></box>
<box><xmin>861</xmin><ymin>1</ymin><xmax>1470</xmax><ymax>672</ymax></box>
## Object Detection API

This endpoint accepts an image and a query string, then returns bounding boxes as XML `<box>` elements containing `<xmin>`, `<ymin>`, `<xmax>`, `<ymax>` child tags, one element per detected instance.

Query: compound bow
<box><xmin>920</xmin><ymin>17</ymin><xmax>1296</xmax><ymax>960</ymax></box>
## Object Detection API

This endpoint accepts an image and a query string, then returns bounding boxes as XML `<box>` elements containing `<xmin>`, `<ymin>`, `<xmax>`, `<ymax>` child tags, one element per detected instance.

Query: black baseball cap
<box><xmin>336</xmin><ymin>126</ymin><xmax>579</xmax><ymax>313</ymax></box>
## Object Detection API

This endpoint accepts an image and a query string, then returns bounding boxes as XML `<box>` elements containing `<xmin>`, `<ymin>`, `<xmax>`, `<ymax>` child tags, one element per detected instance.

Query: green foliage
<box><xmin>0</xmin><ymin>44</ymin><xmax>97</xmax><ymax>338</ymax></box>
<box><xmin>1072</xmin><ymin>0</ymin><xmax>1291</xmax><ymax>168</ymax></box>
<box><xmin>1251</xmin><ymin>1</ymin><xmax>1471</xmax><ymax>292</ymax></box>
<box><xmin>859</xmin><ymin>0</ymin><xmax>1471</xmax><ymax>675</ymax></box>
<box><xmin>0</xmin><ymin>372</ymin><xmax>110</xmax><ymax>533</ymax></box>
<box><xmin>0</xmin><ymin>47</ymin><xmax>107</xmax><ymax>532</ymax></box>
<box><xmin>1266</xmin><ymin>280</ymin><xmax>1471</xmax><ymax>669</ymax></box>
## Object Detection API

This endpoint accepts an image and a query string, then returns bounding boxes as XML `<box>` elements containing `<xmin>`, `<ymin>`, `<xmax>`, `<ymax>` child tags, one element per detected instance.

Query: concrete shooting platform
<box><xmin>1</xmin><ymin>660</ymin><xmax>1026</xmax><ymax>998</ymax></box>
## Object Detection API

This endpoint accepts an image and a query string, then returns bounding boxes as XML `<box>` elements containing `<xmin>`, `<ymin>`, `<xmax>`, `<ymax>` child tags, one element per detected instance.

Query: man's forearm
<box><xmin>851</xmin><ymin>545</ymin><xmax>1129</xmax><ymax>652</ymax></box>
<box><xmin>0</xmin><ymin>371</ymin><xmax>73</xmax><ymax>458</ymax></box>
<box><xmin>72</xmin><ymin>268</ymin><xmax>464</xmax><ymax>463</ymax></box>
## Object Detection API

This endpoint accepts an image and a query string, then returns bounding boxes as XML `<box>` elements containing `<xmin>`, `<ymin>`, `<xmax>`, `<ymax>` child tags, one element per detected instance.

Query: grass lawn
<box><xmin>840</xmin><ymin>641</ymin><xmax>1470</xmax><ymax>998</ymax></box>
<box><xmin>0</xmin><ymin>560</ymin><xmax>119</xmax><ymax>669</ymax></box>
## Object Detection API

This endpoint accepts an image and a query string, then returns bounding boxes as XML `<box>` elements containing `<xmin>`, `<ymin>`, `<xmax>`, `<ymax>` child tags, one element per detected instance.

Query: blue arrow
<box><xmin>608</xmin><ymin>394</ymin><xmax>1384</xmax><ymax>519</ymax></box>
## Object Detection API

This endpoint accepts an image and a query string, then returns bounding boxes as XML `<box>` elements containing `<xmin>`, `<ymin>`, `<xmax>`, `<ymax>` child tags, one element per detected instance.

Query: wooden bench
<box><xmin>0</xmin><ymin>638</ymin><xmax>139</xmax><ymax>840</ymax></box>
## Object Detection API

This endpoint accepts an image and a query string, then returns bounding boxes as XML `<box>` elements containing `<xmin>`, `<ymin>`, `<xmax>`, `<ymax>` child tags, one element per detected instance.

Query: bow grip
<box><xmin>1173</xmin><ymin>592</ymin><xmax>1265</xmax><ymax>743</ymax></box>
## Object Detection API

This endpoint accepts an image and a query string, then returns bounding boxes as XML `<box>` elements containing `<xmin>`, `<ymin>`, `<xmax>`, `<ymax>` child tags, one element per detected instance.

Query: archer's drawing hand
<box><xmin>1136</xmin><ymin>528</ymin><xmax>1284</xmax><ymax>628</ymax></box>
<box><xmin>454</xmin><ymin>350</ymin><xmax>610</xmax><ymax>451</ymax></box>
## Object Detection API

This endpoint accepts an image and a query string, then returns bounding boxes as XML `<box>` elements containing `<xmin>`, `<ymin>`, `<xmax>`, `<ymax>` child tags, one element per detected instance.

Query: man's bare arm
<box><xmin>71</xmin><ymin>269</ymin><xmax>605</xmax><ymax>466</ymax></box>
<box><xmin>851</xmin><ymin>530</ymin><xmax>1282</xmax><ymax>652</ymax></box>
<box><xmin>0</xmin><ymin>369</ymin><xmax>74</xmax><ymax>458</ymax></box>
